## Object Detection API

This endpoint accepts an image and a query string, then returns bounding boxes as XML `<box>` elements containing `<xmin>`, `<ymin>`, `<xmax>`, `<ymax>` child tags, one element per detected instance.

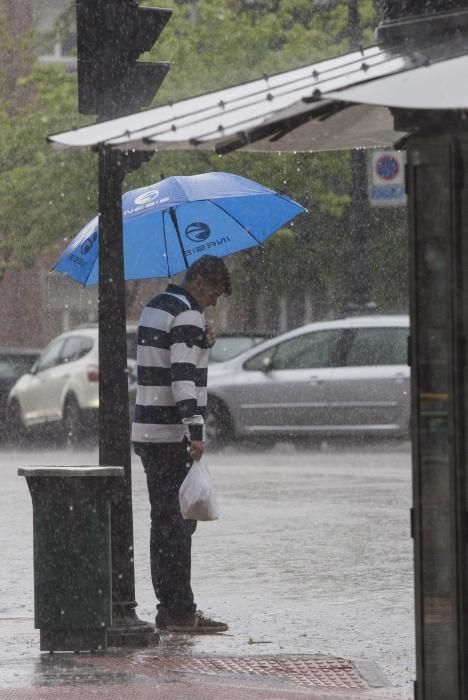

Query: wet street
<box><xmin>0</xmin><ymin>439</ymin><xmax>414</xmax><ymax>697</ymax></box>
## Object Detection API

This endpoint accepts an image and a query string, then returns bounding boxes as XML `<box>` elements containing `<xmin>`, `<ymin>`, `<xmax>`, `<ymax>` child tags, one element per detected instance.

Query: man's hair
<box><xmin>183</xmin><ymin>255</ymin><xmax>232</xmax><ymax>295</ymax></box>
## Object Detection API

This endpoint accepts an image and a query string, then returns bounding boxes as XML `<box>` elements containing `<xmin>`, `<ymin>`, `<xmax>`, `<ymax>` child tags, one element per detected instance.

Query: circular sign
<box><xmin>375</xmin><ymin>154</ymin><xmax>400</xmax><ymax>181</ymax></box>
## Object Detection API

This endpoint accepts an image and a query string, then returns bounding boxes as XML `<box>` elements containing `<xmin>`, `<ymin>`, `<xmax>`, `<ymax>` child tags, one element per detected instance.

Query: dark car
<box><xmin>0</xmin><ymin>347</ymin><xmax>40</xmax><ymax>440</ymax></box>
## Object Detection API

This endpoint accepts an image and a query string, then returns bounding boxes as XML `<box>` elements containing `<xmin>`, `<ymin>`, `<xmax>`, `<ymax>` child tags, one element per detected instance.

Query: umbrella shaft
<box><xmin>169</xmin><ymin>207</ymin><xmax>189</xmax><ymax>270</ymax></box>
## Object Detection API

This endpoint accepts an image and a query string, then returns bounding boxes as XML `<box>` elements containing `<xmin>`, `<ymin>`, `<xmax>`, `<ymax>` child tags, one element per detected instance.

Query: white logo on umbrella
<box><xmin>134</xmin><ymin>189</ymin><xmax>160</xmax><ymax>205</ymax></box>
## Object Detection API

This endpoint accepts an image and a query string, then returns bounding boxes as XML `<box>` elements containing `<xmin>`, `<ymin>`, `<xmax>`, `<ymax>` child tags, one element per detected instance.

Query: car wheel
<box><xmin>63</xmin><ymin>395</ymin><xmax>83</xmax><ymax>446</ymax></box>
<box><xmin>205</xmin><ymin>398</ymin><xmax>233</xmax><ymax>445</ymax></box>
<box><xmin>6</xmin><ymin>400</ymin><xmax>27</xmax><ymax>445</ymax></box>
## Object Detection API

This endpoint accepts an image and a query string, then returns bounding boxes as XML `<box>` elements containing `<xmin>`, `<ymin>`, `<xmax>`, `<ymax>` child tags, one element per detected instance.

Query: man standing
<box><xmin>132</xmin><ymin>255</ymin><xmax>231</xmax><ymax>633</ymax></box>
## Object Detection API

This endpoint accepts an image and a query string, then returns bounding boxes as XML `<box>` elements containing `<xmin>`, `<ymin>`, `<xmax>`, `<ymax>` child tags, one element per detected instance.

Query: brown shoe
<box><xmin>165</xmin><ymin>610</ymin><xmax>228</xmax><ymax>634</ymax></box>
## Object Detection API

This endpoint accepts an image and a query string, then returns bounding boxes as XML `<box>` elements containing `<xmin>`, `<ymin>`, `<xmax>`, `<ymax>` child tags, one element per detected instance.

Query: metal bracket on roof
<box><xmin>213</xmin><ymin>100</ymin><xmax>346</xmax><ymax>154</ymax></box>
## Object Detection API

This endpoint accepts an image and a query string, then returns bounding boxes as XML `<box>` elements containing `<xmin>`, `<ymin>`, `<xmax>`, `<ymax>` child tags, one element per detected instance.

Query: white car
<box><xmin>7</xmin><ymin>324</ymin><xmax>137</xmax><ymax>443</ymax></box>
<box><xmin>206</xmin><ymin>315</ymin><xmax>410</xmax><ymax>442</ymax></box>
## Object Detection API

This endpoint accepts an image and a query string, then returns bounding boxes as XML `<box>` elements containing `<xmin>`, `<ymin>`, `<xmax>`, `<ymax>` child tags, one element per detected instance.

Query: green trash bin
<box><xmin>18</xmin><ymin>465</ymin><xmax>124</xmax><ymax>652</ymax></box>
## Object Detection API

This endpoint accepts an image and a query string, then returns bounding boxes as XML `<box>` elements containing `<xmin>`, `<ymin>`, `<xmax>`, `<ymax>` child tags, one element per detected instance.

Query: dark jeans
<box><xmin>135</xmin><ymin>441</ymin><xmax>196</xmax><ymax>625</ymax></box>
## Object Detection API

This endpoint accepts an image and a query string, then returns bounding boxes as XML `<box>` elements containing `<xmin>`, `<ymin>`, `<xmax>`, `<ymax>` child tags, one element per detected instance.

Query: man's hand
<box><xmin>189</xmin><ymin>440</ymin><xmax>204</xmax><ymax>461</ymax></box>
<box><xmin>205</xmin><ymin>323</ymin><xmax>216</xmax><ymax>348</ymax></box>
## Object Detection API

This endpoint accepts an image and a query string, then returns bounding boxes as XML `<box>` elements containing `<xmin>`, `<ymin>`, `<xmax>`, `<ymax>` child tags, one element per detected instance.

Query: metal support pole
<box><xmin>97</xmin><ymin>148</ymin><xmax>157</xmax><ymax>646</ymax></box>
<box><xmin>346</xmin><ymin>1</ymin><xmax>374</xmax><ymax>315</ymax></box>
<box><xmin>98</xmin><ymin>147</ymin><xmax>136</xmax><ymax>620</ymax></box>
<box><xmin>347</xmin><ymin>148</ymin><xmax>373</xmax><ymax>313</ymax></box>
<box><xmin>405</xmin><ymin>127</ymin><xmax>468</xmax><ymax>700</ymax></box>
<box><xmin>347</xmin><ymin>0</ymin><xmax>361</xmax><ymax>49</ymax></box>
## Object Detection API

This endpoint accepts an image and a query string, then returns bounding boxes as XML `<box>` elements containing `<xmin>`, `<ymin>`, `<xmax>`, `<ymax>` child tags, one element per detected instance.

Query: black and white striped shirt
<box><xmin>131</xmin><ymin>284</ymin><xmax>208</xmax><ymax>445</ymax></box>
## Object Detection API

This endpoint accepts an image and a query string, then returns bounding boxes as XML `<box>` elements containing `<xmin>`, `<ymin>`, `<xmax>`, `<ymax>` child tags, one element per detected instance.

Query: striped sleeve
<box><xmin>170</xmin><ymin>309</ymin><xmax>206</xmax><ymax>441</ymax></box>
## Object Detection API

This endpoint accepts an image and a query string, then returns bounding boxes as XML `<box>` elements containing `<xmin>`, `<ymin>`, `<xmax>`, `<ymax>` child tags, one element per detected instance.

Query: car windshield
<box><xmin>209</xmin><ymin>336</ymin><xmax>266</xmax><ymax>363</ymax></box>
<box><xmin>13</xmin><ymin>355</ymin><xmax>38</xmax><ymax>375</ymax></box>
<box><xmin>0</xmin><ymin>355</ymin><xmax>37</xmax><ymax>377</ymax></box>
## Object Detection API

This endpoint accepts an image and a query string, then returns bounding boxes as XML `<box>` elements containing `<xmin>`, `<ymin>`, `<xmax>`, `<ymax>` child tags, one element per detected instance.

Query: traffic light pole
<box><xmin>97</xmin><ymin>147</ymin><xmax>131</xmax><ymax>610</ymax></box>
<box><xmin>97</xmin><ymin>147</ymin><xmax>155</xmax><ymax>642</ymax></box>
<box><xmin>76</xmin><ymin>0</ymin><xmax>172</xmax><ymax>646</ymax></box>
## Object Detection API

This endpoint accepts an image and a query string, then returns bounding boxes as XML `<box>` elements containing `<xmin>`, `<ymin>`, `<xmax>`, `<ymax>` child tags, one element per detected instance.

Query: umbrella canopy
<box><xmin>53</xmin><ymin>171</ymin><xmax>304</xmax><ymax>286</ymax></box>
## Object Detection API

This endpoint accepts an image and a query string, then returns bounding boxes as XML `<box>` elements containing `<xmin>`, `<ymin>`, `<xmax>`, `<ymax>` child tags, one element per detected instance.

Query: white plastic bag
<box><xmin>179</xmin><ymin>459</ymin><xmax>219</xmax><ymax>521</ymax></box>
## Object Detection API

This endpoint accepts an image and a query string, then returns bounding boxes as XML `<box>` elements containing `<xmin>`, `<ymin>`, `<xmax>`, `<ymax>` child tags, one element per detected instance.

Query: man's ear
<box><xmin>192</xmin><ymin>276</ymin><xmax>204</xmax><ymax>291</ymax></box>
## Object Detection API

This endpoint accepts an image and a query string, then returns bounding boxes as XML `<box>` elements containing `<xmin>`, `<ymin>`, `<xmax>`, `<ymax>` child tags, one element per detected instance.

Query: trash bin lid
<box><xmin>17</xmin><ymin>466</ymin><xmax>125</xmax><ymax>478</ymax></box>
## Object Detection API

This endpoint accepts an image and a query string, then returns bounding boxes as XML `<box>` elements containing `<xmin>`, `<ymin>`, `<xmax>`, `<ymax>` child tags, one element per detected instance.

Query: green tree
<box><xmin>0</xmin><ymin>65</ymin><xmax>95</xmax><ymax>280</ymax></box>
<box><xmin>143</xmin><ymin>0</ymin><xmax>378</xmax><ymax>102</ymax></box>
<box><xmin>0</xmin><ymin>0</ymin><xmax>407</xmax><ymax>325</ymax></box>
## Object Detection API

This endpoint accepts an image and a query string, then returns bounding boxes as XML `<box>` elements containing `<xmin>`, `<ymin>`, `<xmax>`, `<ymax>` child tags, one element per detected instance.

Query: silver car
<box><xmin>206</xmin><ymin>315</ymin><xmax>410</xmax><ymax>441</ymax></box>
<box><xmin>208</xmin><ymin>332</ymin><xmax>272</xmax><ymax>363</ymax></box>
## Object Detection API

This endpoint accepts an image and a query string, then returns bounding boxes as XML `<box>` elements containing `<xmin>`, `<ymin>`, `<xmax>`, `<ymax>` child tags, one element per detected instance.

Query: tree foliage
<box><xmin>144</xmin><ymin>0</ymin><xmax>378</xmax><ymax>102</ymax></box>
<box><xmin>0</xmin><ymin>0</ymin><xmax>408</xmax><ymax>320</ymax></box>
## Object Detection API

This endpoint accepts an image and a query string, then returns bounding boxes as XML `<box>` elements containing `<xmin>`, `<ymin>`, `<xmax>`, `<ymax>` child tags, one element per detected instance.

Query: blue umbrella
<box><xmin>52</xmin><ymin>171</ymin><xmax>305</xmax><ymax>285</ymax></box>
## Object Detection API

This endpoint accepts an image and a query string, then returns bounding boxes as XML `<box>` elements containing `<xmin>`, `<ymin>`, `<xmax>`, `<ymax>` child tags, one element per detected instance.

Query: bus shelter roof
<box><xmin>48</xmin><ymin>31</ymin><xmax>468</xmax><ymax>154</ymax></box>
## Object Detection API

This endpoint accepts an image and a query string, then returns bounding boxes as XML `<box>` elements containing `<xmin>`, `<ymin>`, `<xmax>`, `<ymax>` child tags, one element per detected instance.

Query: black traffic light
<box><xmin>76</xmin><ymin>0</ymin><xmax>172</xmax><ymax>118</ymax></box>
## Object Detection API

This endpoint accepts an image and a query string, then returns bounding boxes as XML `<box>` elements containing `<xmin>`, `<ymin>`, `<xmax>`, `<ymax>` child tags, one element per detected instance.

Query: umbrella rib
<box><xmin>210</xmin><ymin>201</ymin><xmax>264</xmax><ymax>247</ymax></box>
<box><xmin>86</xmin><ymin>257</ymin><xmax>96</xmax><ymax>287</ymax></box>
<box><xmin>162</xmin><ymin>209</ymin><xmax>171</xmax><ymax>278</ymax></box>
<box><xmin>271</xmin><ymin>191</ymin><xmax>303</xmax><ymax>209</ymax></box>
<box><xmin>169</xmin><ymin>207</ymin><xmax>190</xmax><ymax>270</ymax></box>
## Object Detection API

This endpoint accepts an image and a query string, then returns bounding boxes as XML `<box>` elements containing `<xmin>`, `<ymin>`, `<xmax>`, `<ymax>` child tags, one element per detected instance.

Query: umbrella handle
<box><xmin>169</xmin><ymin>207</ymin><xmax>189</xmax><ymax>270</ymax></box>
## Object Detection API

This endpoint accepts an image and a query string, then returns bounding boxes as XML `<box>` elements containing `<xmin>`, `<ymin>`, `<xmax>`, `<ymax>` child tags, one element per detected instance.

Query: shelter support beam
<box><xmin>406</xmin><ymin>127</ymin><xmax>468</xmax><ymax>700</ymax></box>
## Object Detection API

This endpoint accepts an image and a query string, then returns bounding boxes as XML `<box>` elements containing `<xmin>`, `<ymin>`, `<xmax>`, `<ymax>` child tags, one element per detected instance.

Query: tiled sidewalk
<box><xmin>0</xmin><ymin>619</ymin><xmax>410</xmax><ymax>700</ymax></box>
